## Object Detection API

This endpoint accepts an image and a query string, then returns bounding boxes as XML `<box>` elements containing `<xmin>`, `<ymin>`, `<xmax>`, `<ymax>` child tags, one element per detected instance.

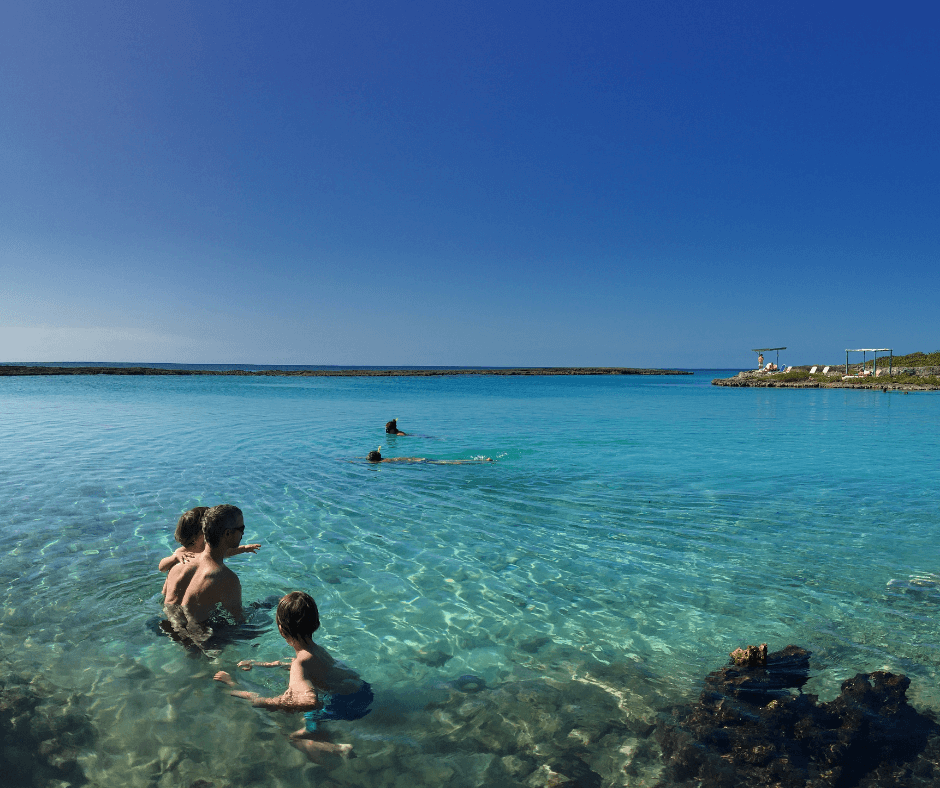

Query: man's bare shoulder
<box><xmin>203</xmin><ymin>562</ymin><xmax>240</xmax><ymax>584</ymax></box>
<box><xmin>186</xmin><ymin>554</ymin><xmax>228</xmax><ymax>578</ymax></box>
<box><xmin>185</xmin><ymin>561</ymin><xmax>239</xmax><ymax>597</ymax></box>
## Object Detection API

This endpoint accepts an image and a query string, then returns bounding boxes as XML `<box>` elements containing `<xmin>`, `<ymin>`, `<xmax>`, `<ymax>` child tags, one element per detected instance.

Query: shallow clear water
<box><xmin>1</xmin><ymin>371</ymin><xmax>938</xmax><ymax>786</ymax></box>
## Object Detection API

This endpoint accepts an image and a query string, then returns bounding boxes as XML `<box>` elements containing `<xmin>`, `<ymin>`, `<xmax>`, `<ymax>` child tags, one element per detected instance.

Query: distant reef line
<box><xmin>0</xmin><ymin>365</ymin><xmax>692</xmax><ymax>378</ymax></box>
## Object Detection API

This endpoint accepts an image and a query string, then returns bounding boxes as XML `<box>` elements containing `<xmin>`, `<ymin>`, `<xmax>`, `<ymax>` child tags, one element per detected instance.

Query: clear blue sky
<box><xmin>2</xmin><ymin>1</ymin><xmax>937</xmax><ymax>367</ymax></box>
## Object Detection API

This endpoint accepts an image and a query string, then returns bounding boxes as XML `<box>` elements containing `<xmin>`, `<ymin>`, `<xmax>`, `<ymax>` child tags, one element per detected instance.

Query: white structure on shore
<box><xmin>751</xmin><ymin>346</ymin><xmax>786</xmax><ymax>370</ymax></box>
<box><xmin>845</xmin><ymin>348</ymin><xmax>893</xmax><ymax>376</ymax></box>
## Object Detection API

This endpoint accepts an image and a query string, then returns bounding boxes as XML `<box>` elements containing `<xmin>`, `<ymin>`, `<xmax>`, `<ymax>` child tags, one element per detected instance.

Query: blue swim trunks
<box><xmin>303</xmin><ymin>682</ymin><xmax>373</xmax><ymax>732</ymax></box>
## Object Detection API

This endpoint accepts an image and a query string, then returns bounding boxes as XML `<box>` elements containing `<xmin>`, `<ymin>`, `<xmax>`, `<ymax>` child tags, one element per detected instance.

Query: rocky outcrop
<box><xmin>729</xmin><ymin>643</ymin><xmax>767</xmax><ymax>668</ymax></box>
<box><xmin>713</xmin><ymin>371</ymin><xmax>939</xmax><ymax>390</ymax></box>
<box><xmin>655</xmin><ymin>646</ymin><xmax>940</xmax><ymax>787</ymax></box>
<box><xmin>892</xmin><ymin>366</ymin><xmax>940</xmax><ymax>376</ymax></box>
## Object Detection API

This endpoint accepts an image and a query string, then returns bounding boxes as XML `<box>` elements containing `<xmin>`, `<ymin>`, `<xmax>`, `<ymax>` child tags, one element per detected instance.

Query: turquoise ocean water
<box><xmin>1</xmin><ymin>370</ymin><xmax>938</xmax><ymax>786</ymax></box>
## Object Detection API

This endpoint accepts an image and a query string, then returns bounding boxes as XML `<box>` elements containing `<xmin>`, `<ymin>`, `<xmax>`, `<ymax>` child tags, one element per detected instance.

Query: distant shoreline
<box><xmin>0</xmin><ymin>365</ymin><xmax>692</xmax><ymax>378</ymax></box>
<box><xmin>713</xmin><ymin>371</ymin><xmax>940</xmax><ymax>391</ymax></box>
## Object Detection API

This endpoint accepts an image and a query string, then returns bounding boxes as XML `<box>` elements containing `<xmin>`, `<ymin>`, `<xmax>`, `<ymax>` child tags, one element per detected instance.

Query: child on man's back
<box><xmin>214</xmin><ymin>591</ymin><xmax>372</xmax><ymax>758</ymax></box>
<box><xmin>158</xmin><ymin>506</ymin><xmax>260</xmax><ymax>573</ymax></box>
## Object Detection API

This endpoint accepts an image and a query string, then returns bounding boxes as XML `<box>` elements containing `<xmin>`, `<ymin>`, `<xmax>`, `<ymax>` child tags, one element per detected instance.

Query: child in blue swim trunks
<box><xmin>214</xmin><ymin>591</ymin><xmax>372</xmax><ymax>757</ymax></box>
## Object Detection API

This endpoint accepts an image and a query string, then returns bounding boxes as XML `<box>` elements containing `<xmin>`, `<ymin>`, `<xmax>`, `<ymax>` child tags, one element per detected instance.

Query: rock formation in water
<box><xmin>655</xmin><ymin>645</ymin><xmax>940</xmax><ymax>787</ymax></box>
<box><xmin>0</xmin><ymin>672</ymin><xmax>94</xmax><ymax>787</ymax></box>
<box><xmin>729</xmin><ymin>643</ymin><xmax>767</xmax><ymax>667</ymax></box>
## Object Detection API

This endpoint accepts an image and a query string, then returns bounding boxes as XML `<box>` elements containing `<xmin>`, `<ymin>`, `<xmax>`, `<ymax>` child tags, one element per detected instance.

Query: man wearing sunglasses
<box><xmin>164</xmin><ymin>504</ymin><xmax>247</xmax><ymax>641</ymax></box>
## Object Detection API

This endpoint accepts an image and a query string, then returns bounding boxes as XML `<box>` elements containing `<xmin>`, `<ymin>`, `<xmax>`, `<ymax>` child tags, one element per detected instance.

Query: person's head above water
<box><xmin>276</xmin><ymin>591</ymin><xmax>321</xmax><ymax>642</ymax></box>
<box><xmin>385</xmin><ymin>419</ymin><xmax>407</xmax><ymax>435</ymax></box>
<box><xmin>175</xmin><ymin>506</ymin><xmax>209</xmax><ymax>548</ymax></box>
<box><xmin>368</xmin><ymin>448</ymin><xmax>383</xmax><ymax>462</ymax></box>
<box><xmin>202</xmin><ymin>504</ymin><xmax>244</xmax><ymax>548</ymax></box>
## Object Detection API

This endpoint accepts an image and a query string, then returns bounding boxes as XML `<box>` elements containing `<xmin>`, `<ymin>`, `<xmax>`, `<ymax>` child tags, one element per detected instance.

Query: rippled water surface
<box><xmin>1</xmin><ymin>371</ymin><xmax>938</xmax><ymax>786</ymax></box>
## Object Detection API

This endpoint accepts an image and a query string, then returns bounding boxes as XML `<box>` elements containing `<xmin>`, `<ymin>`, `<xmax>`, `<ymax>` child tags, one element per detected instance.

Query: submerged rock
<box><xmin>707</xmin><ymin>644</ymin><xmax>811</xmax><ymax>705</ymax></box>
<box><xmin>416</xmin><ymin>648</ymin><xmax>453</xmax><ymax>668</ymax></box>
<box><xmin>0</xmin><ymin>672</ymin><xmax>95</xmax><ymax>787</ymax></box>
<box><xmin>424</xmin><ymin>675</ymin><xmax>660</xmax><ymax>787</ymax></box>
<box><xmin>656</xmin><ymin>645</ymin><xmax>940</xmax><ymax>787</ymax></box>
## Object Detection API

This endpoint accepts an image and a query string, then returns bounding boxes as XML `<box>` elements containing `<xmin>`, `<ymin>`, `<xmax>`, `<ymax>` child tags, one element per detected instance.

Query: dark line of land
<box><xmin>0</xmin><ymin>365</ymin><xmax>692</xmax><ymax>378</ymax></box>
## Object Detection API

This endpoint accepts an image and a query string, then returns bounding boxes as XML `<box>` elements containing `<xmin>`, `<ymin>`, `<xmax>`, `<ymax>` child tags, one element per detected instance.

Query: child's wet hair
<box><xmin>276</xmin><ymin>591</ymin><xmax>321</xmax><ymax>641</ymax></box>
<box><xmin>174</xmin><ymin>507</ymin><xmax>209</xmax><ymax>547</ymax></box>
<box><xmin>368</xmin><ymin>450</ymin><xmax>382</xmax><ymax>462</ymax></box>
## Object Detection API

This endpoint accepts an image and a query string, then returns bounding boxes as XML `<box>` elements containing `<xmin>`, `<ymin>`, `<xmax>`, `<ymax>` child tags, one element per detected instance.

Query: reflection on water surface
<box><xmin>1</xmin><ymin>373</ymin><xmax>938</xmax><ymax>785</ymax></box>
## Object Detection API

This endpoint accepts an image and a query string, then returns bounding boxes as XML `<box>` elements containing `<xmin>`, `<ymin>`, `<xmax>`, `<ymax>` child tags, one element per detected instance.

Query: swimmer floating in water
<box><xmin>367</xmin><ymin>447</ymin><xmax>493</xmax><ymax>464</ymax></box>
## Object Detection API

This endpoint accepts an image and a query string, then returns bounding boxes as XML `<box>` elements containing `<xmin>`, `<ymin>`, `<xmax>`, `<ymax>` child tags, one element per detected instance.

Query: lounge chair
<box><xmin>809</xmin><ymin>366</ymin><xmax>817</xmax><ymax>374</ymax></box>
<box><xmin>784</xmin><ymin>366</ymin><xmax>792</xmax><ymax>372</ymax></box>
<box><xmin>822</xmin><ymin>366</ymin><xmax>829</xmax><ymax>374</ymax></box>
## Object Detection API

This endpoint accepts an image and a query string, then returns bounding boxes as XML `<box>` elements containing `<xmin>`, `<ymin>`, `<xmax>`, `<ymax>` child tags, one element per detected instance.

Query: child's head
<box><xmin>175</xmin><ymin>507</ymin><xmax>209</xmax><ymax>548</ymax></box>
<box><xmin>368</xmin><ymin>448</ymin><xmax>382</xmax><ymax>462</ymax></box>
<box><xmin>276</xmin><ymin>591</ymin><xmax>321</xmax><ymax>642</ymax></box>
<box><xmin>203</xmin><ymin>504</ymin><xmax>244</xmax><ymax>548</ymax></box>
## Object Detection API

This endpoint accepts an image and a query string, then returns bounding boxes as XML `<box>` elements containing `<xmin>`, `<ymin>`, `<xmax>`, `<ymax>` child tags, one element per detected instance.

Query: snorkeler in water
<box><xmin>366</xmin><ymin>447</ymin><xmax>493</xmax><ymax>464</ymax></box>
<box><xmin>385</xmin><ymin>418</ymin><xmax>407</xmax><ymax>435</ymax></box>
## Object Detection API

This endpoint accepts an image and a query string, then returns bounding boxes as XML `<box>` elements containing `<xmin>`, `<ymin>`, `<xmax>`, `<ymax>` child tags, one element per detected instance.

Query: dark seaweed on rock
<box><xmin>655</xmin><ymin>645</ymin><xmax>940</xmax><ymax>788</ymax></box>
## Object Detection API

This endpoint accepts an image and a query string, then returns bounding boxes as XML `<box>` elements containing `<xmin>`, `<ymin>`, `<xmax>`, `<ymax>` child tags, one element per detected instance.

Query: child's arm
<box><xmin>237</xmin><ymin>659</ymin><xmax>290</xmax><ymax>671</ymax></box>
<box><xmin>158</xmin><ymin>547</ymin><xmax>185</xmax><ymax>573</ymax></box>
<box><xmin>224</xmin><ymin>543</ymin><xmax>261</xmax><ymax>558</ymax></box>
<box><xmin>213</xmin><ymin>671</ymin><xmax>320</xmax><ymax>711</ymax></box>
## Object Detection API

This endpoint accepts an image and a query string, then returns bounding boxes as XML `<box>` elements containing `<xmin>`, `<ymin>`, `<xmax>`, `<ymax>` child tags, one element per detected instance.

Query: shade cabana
<box><xmin>845</xmin><ymin>349</ymin><xmax>893</xmax><ymax>376</ymax></box>
<box><xmin>751</xmin><ymin>347</ymin><xmax>786</xmax><ymax>369</ymax></box>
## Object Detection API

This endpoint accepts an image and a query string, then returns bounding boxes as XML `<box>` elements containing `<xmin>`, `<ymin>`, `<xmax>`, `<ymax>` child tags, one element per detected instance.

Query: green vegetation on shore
<box><xmin>797</xmin><ymin>350</ymin><xmax>940</xmax><ymax>372</ymax></box>
<box><xmin>775</xmin><ymin>370</ymin><xmax>940</xmax><ymax>386</ymax></box>
<box><xmin>879</xmin><ymin>351</ymin><xmax>940</xmax><ymax>367</ymax></box>
<box><xmin>847</xmin><ymin>350</ymin><xmax>940</xmax><ymax>372</ymax></box>
<box><xmin>730</xmin><ymin>352</ymin><xmax>940</xmax><ymax>388</ymax></box>
<box><xmin>779</xmin><ymin>350</ymin><xmax>940</xmax><ymax>382</ymax></box>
